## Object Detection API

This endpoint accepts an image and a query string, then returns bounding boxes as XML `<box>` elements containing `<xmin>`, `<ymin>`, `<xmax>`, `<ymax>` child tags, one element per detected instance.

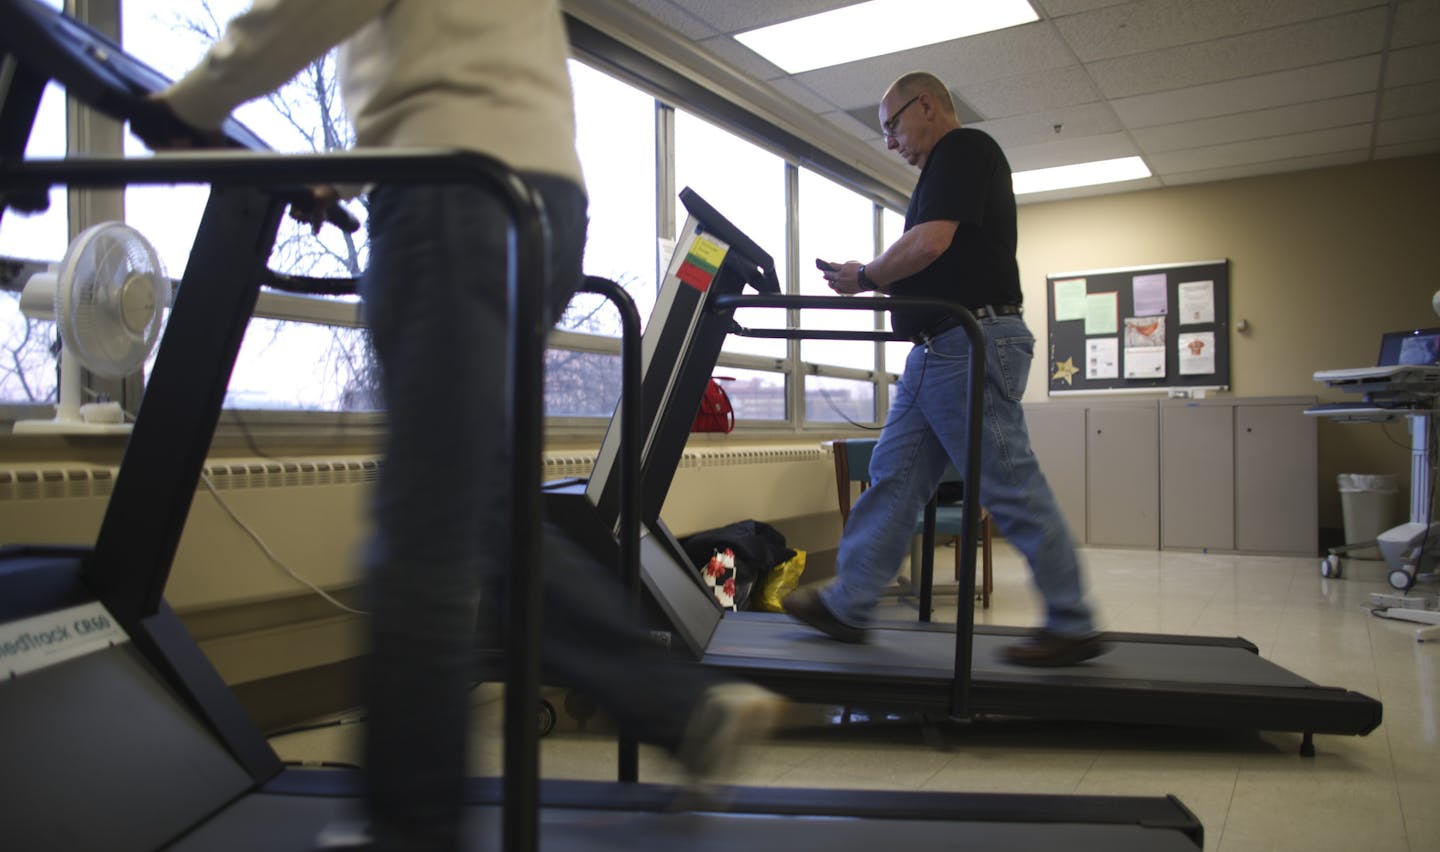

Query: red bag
<box><xmin>692</xmin><ymin>376</ymin><xmax>736</xmax><ymax>433</ymax></box>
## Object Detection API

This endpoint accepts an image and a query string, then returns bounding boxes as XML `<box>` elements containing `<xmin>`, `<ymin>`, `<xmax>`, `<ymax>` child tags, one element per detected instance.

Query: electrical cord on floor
<box><xmin>267</xmin><ymin>716</ymin><xmax>365</xmax><ymax>739</ymax></box>
<box><xmin>199</xmin><ymin>471</ymin><xmax>369</xmax><ymax>616</ymax></box>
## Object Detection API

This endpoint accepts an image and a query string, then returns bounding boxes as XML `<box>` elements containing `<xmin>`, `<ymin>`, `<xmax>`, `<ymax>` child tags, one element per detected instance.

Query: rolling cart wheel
<box><xmin>1388</xmin><ymin>569</ymin><xmax>1414</xmax><ymax>592</ymax></box>
<box><xmin>1321</xmin><ymin>554</ymin><xmax>1342</xmax><ymax>579</ymax></box>
<box><xmin>538</xmin><ymin>698</ymin><xmax>557</xmax><ymax>738</ymax></box>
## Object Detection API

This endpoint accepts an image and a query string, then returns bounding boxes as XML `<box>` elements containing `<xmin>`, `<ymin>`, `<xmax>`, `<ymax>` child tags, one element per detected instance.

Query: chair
<box><xmin>831</xmin><ymin>437</ymin><xmax>994</xmax><ymax>609</ymax></box>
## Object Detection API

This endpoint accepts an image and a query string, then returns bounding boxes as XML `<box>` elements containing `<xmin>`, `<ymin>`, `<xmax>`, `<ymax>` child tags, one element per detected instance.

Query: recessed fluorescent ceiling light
<box><xmin>735</xmin><ymin>0</ymin><xmax>1039</xmax><ymax>74</ymax></box>
<box><xmin>1012</xmin><ymin>157</ymin><xmax>1152</xmax><ymax>195</ymax></box>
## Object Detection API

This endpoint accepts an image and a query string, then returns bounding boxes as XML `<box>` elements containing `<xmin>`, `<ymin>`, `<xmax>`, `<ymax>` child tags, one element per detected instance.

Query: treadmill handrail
<box><xmin>712</xmin><ymin>292</ymin><xmax>985</xmax><ymax>718</ymax></box>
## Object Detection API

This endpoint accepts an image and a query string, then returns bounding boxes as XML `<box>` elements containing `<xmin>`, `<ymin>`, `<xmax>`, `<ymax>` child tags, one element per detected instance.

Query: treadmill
<box><xmin>549</xmin><ymin>185</ymin><xmax>1382</xmax><ymax>758</ymax></box>
<box><xmin>0</xmin><ymin>2</ymin><xmax>1206</xmax><ymax>850</ymax></box>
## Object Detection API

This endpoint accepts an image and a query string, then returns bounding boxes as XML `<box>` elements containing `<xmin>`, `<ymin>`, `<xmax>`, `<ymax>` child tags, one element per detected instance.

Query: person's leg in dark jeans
<box><xmin>355</xmin><ymin>179</ymin><xmax>782</xmax><ymax>851</ymax></box>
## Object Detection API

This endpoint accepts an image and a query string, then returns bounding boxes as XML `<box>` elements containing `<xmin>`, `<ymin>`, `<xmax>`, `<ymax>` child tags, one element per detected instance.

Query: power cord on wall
<box><xmin>199</xmin><ymin>471</ymin><xmax>369</xmax><ymax>617</ymax></box>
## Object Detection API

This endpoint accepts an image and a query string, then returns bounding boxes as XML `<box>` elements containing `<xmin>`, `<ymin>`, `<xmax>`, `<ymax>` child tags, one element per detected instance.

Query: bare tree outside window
<box><xmin>159</xmin><ymin>2</ymin><xmax>380</xmax><ymax>411</ymax></box>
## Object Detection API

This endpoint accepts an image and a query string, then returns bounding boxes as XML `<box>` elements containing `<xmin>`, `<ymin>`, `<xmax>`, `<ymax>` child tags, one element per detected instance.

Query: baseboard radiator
<box><xmin>0</xmin><ymin>444</ymin><xmax>829</xmax><ymax>503</ymax></box>
<box><xmin>0</xmin><ymin>444</ymin><xmax>837</xmax><ymax>690</ymax></box>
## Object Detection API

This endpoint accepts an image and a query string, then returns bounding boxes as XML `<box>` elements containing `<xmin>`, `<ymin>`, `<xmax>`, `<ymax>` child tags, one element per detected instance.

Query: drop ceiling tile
<box><xmin>1377</xmin><ymin>111</ymin><xmax>1440</xmax><ymax>146</ymax></box>
<box><xmin>696</xmin><ymin>33</ymin><xmax>789</xmax><ymax>79</ymax></box>
<box><xmin>769</xmin><ymin>77</ymin><xmax>843</xmax><ymax>114</ymax></box>
<box><xmin>1159</xmin><ymin>149</ymin><xmax>1368</xmax><ymax>184</ymax></box>
<box><xmin>973</xmin><ymin>103</ymin><xmax>1124</xmax><ymax>151</ymax></box>
<box><xmin>1015</xmin><ymin>175</ymin><xmax>1160</xmax><ymax>205</ymax></box>
<box><xmin>1054</xmin><ymin>0</ymin><xmax>1385</xmax><ymax>62</ymax></box>
<box><xmin>1001</xmin><ymin>130</ymin><xmax>1139</xmax><ymax>170</ymax></box>
<box><xmin>1384</xmin><ymin>43</ymin><xmax>1440</xmax><ymax>86</ymax></box>
<box><xmin>667</xmin><ymin>0</ymin><xmax>852</xmax><ymax>34</ymax></box>
<box><xmin>1131</xmin><ymin>94</ymin><xmax>1376</xmax><ymax>152</ymax></box>
<box><xmin>960</xmin><ymin>65</ymin><xmax>1104</xmax><ymax>118</ymax></box>
<box><xmin>794</xmin><ymin>22</ymin><xmax>1072</xmax><ymax>108</ymax></box>
<box><xmin>1034</xmin><ymin>0</ymin><xmax>1135</xmax><ymax>18</ymax></box>
<box><xmin>1086</xmin><ymin>8</ymin><xmax>1388</xmax><ymax>98</ymax></box>
<box><xmin>1392</xmin><ymin>0</ymin><xmax>1440</xmax><ymax>50</ymax></box>
<box><xmin>1111</xmin><ymin>56</ymin><xmax>1381</xmax><ymax>127</ymax></box>
<box><xmin>1147</xmin><ymin>123</ymin><xmax>1372</xmax><ymax>172</ymax></box>
<box><xmin>1382</xmin><ymin>80</ymin><xmax>1440</xmax><ymax>118</ymax></box>
<box><xmin>616</xmin><ymin>0</ymin><xmax>722</xmax><ymax>39</ymax></box>
<box><xmin>1375</xmin><ymin>139</ymin><xmax>1440</xmax><ymax>158</ymax></box>
<box><xmin>822</xmin><ymin>109</ymin><xmax>881</xmax><ymax>140</ymax></box>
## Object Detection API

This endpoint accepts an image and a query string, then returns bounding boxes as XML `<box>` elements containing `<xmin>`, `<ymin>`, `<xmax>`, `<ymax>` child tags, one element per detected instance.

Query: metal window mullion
<box><xmin>66</xmin><ymin>0</ymin><xmax>131</xmax><ymax>411</ymax></box>
<box><xmin>783</xmin><ymin>162</ymin><xmax>801</xmax><ymax>430</ymax></box>
<box><xmin>715</xmin><ymin>351</ymin><xmax>785</xmax><ymax>373</ymax></box>
<box><xmin>655</xmin><ymin>99</ymin><xmax>675</xmax><ymax>290</ymax></box>
<box><xmin>805</xmin><ymin>362</ymin><xmax>875</xmax><ymax>383</ymax></box>
<box><xmin>547</xmin><ymin>329</ymin><xmax>622</xmax><ymax>357</ymax></box>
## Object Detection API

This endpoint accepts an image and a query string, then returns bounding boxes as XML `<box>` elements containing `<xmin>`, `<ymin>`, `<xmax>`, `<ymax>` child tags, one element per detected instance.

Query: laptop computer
<box><xmin>1308</xmin><ymin>327</ymin><xmax>1440</xmax><ymax>417</ymax></box>
<box><xmin>1314</xmin><ymin>327</ymin><xmax>1440</xmax><ymax>385</ymax></box>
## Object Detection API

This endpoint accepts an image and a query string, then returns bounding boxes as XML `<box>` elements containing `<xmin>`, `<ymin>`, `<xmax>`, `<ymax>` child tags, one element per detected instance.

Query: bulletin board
<box><xmin>1045</xmin><ymin>259</ymin><xmax>1230</xmax><ymax>395</ymax></box>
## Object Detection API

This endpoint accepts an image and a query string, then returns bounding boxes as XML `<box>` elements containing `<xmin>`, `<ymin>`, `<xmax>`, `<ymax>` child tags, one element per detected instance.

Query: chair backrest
<box><xmin>833</xmin><ymin>437</ymin><xmax>964</xmax><ymax>525</ymax></box>
<box><xmin>832</xmin><ymin>438</ymin><xmax>876</xmax><ymax>524</ymax></box>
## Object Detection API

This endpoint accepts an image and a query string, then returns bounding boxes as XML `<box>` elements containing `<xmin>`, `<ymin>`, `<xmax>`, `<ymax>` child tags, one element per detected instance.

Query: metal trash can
<box><xmin>1338</xmin><ymin>474</ymin><xmax>1400</xmax><ymax>559</ymax></box>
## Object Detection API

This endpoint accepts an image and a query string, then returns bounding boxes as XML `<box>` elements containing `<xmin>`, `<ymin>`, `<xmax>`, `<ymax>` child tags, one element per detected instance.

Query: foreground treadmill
<box><xmin>549</xmin><ymin>185</ymin><xmax>1382</xmax><ymax>757</ymax></box>
<box><xmin>0</xmin><ymin>2</ymin><xmax>1205</xmax><ymax>850</ymax></box>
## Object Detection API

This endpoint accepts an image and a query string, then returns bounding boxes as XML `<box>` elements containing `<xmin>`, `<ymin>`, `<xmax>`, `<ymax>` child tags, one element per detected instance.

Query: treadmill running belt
<box><xmin>171</xmin><ymin>789</ymin><xmax>1201</xmax><ymax>851</ymax></box>
<box><xmin>705</xmin><ymin>615</ymin><xmax>1315</xmax><ymax>688</ymax></box>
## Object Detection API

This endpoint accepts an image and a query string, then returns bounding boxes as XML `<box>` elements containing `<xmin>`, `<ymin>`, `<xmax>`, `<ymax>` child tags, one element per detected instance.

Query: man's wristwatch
<box><xmin>858</xmin><ymin>264</ymin><xmax>875</xmax><ymax>292</ymax></box>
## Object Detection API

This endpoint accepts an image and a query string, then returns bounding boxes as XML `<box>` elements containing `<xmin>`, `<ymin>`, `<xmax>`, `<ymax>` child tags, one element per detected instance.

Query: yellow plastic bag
<box><xmin>754</xmin><ymin>549</ymin><xmax>806</xmax><ymax>613</ymax></box>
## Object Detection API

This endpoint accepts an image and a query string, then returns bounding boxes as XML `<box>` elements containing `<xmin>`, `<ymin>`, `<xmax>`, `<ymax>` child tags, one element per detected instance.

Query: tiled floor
<box><xmin>272</xmin><ymin>544</ymin><xmax>1440</xmax><ymax>851</ymax></box>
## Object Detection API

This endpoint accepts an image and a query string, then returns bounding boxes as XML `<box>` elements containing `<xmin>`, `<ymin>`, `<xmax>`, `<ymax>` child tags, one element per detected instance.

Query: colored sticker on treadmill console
<box><xmin>676</xmin><ymin>234</ymin><xmax>729</xmax><ymax>293</ymax></box>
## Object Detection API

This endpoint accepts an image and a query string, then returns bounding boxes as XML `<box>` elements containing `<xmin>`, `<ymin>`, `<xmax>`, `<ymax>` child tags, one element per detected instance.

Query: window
<box><xmin>797</xmin><ymin>169</ymin><xmax>880</xmax><ymax>424</ymax></box>
<box><xmin>568</xmin><ymin>60</ymin><xmax>659</xmax><ymax>331</ymax></box>
<box><xmin>2</xmin><ymin>3</ymin><xmax>909</xmax><ymax>433</ymax></box>
<box><xmin>123</xmin><ymin>1</ymin><xmax>374</xmax><ymax>412</ymax></box>
<box><xmin>880</xmin><ymin>207</ymin><xmax>910</xmax><ymax>380</ymax></box>
<box><xmin>675</xmin><ymin>110</ymin><xmax>788</xmax><ymax>362</ymax></box>
<box><xmin>0</xmin><ymin>82</ymin><xmax>67</xmax><ymax>408</ymax></box>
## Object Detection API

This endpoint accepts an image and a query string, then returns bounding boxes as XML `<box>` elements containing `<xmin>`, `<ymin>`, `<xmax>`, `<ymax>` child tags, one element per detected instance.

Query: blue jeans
<box><xmin>821</xmin><ymin>316</ymin><xmax>1095</xmax><ymax>637</ymax></box>
<box><xmin>359</xmin><ymin>178</ymin><xmax>717</xmax><ymax>849</ymax></box>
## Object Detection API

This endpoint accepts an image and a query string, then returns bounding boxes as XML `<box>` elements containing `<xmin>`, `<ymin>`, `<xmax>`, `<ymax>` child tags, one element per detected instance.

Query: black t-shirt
<box><xmin>888</xmin><ymin>127</ymin><xmax>1021</xmax><ymax>338</ymax></box>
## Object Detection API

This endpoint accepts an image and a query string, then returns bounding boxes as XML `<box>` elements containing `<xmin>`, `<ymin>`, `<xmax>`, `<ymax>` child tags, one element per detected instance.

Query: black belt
<box><xmin>911</xmin><ymin>304</ymin><xmax>1022</xmax><ymax>344</ymax></box>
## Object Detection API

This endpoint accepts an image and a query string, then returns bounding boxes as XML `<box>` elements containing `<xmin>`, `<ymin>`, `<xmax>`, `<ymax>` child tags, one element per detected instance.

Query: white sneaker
<box><xmin>676</xmin><ymin>682</ymin><xmax>788</xmax><ymax>795</ymax></box>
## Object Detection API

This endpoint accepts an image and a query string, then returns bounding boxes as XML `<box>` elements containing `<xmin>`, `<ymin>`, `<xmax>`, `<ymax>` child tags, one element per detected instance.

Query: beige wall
<box><xmin>1016</xmin><ymin>154</ymin><xmax>1440</xmax><ymax>528</ymax></box>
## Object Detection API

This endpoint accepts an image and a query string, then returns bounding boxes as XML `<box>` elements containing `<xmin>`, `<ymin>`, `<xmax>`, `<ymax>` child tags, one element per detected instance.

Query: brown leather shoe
<box><xmin>1003</xmin><ymin>629</ymin><xmax>1109</xmax><ymax>667</ymax></box>
<box><xmin>783</xmin><ymin>586</ymin><xmax>868</xmax><ymax>644</ymax></box>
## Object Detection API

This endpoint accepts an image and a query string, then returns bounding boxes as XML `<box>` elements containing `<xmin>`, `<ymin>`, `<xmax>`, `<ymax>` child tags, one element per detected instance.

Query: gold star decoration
<box><xmin>1052</xmin><ymin>356</ymin><xmax>1078</xmax><ymax>384</ymax></box>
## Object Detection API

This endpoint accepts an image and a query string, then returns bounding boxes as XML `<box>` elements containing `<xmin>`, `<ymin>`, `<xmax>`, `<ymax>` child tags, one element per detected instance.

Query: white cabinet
<box><xmin>1026</xmin><ymin>397</ymin><xmax>1317</xmax><ymax>554</ymax></box>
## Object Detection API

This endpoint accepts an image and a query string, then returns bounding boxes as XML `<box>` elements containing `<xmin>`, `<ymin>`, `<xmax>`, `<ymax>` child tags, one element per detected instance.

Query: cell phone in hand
<box><xmin>815</xmin><ymin>258</ymin><xmax>837</xmax><ymax>272</ymax></box>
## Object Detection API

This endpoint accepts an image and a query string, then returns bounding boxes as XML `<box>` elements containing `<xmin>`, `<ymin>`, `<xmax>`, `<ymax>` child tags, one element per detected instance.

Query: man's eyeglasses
<box><xmin>881</xmin><ymin>95</ymin><xmax>920</xmax><ymax>140</ymax></box>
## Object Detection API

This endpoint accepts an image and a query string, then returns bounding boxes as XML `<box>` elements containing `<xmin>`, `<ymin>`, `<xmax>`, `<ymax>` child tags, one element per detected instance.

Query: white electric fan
<box><xmin>14</xmin><ymin>221</ymin><xmax>167</xmax><ymax>434</ymax></box>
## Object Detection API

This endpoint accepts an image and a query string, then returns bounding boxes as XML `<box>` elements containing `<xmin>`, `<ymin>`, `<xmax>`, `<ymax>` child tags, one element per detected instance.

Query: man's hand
<box><xmin>129</xmin><ymin>94</ymin><xmax>229</xmax><ymax>150</ymax></box>
<box><xmin>288</xmin><ymin>185</ymin><xmax>342</xmax><ymax>235</ymax></box>
<box><xmin>823</xmin><ymin>260</ymin><xmax>869</xmax><ymax>296</ymax></box>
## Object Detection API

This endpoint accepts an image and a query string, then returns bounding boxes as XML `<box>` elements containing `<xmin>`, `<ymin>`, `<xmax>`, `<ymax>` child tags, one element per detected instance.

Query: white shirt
<box><xmin>162</xmin><ymin>0</ymin><xmax>584</xmax><ymax>185</ymax></box>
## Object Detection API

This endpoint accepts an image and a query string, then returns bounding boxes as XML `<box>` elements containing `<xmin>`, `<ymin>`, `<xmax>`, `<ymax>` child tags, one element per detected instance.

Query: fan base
<box><xmin>13</xmin><ymin>418</ymin><xmax>133</xmax><ymax>435</ymax></box>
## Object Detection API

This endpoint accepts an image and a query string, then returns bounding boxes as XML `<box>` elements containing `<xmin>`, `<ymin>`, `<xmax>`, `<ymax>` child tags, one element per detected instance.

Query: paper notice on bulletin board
<box><xmin>1133</xmin><ymin>273</ymin><xmax>1168</xmax><ymax>316</ymax></box>
<box><xmin>1179</xmin><ymin>331</ymin><xmax>1216</xmax><ymax>375</ymax></box>
<box><xmin>1085</xmin><ymin>292</ymin><xmax>1118</xmax><ymax>335</ymax></box>
<box><xmin>1124</xmin><ymin>316</ymin><xmax>1166</xmax><ymax>379</ymax></box>
<box><xmin>1177</xmin><ymin>280</ymin><xmax>1215</xmax><ymax>325</ymax></box>
<box><xmin>1053</xmin><ymin>278</ymin><xmax>1087</xmax><ymax>321</ymax></box>
<box><xmin>1087</xmin><ymin>338</ymin><xmax>1119</xmax><ymax>379</ymax></box>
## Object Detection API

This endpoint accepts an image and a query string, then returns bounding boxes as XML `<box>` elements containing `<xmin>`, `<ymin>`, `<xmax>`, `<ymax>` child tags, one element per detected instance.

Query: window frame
<box><xmin>2</xmin><ymin>1</ymin><xmax>912</xmax><ymax>440</ymax></box>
